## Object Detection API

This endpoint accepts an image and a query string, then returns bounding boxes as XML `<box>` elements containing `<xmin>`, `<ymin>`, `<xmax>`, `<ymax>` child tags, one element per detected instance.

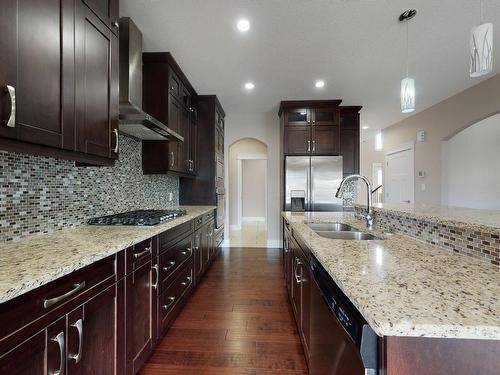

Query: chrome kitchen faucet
<box><xmin>336</xmin><ymin>174</ymin><xmax>373</xmax><ymax>230</ymax></box>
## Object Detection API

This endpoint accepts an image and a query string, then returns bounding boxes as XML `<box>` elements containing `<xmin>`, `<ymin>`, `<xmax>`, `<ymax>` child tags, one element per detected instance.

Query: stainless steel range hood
<box><xmin>119</xmin><ymin>17</ymin><xmax>183</xmax><ymax>142</ymax></box>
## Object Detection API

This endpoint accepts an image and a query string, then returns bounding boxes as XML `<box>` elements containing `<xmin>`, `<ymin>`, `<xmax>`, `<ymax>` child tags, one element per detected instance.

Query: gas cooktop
<box><xmin>87</xmin><ymin>209</ymin><xmax>187</xmax><ymax>226</ymax></box>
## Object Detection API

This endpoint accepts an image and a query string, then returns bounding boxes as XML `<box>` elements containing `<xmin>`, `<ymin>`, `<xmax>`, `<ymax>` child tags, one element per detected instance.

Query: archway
<box><xmin>228</xmin><ymin>138</ymin><xmax>269</xmax><ymax>247</ymax></box>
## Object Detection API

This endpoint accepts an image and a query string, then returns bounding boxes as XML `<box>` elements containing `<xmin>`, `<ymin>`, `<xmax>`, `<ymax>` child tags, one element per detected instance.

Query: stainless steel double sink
<box><xmin>306</xmin><ymin>222</ymin><xmax>381</xmax><ymax>240</ymax></box>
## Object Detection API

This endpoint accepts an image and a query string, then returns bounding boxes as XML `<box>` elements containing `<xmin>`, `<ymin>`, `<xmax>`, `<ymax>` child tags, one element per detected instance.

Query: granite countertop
<box><xmin>0</xmin><ymin>206</ymin><xmax>215</xmax><ymax>305</ymax></box>
<box><xmin>283</xmin><ymin>211</ymin><xmax>500</xmax><ymax>340</ymax></box>
<box><xmin>356</xmin><ymin>202</ymin><xmax>500</xmax><ymax>234</ymax></box>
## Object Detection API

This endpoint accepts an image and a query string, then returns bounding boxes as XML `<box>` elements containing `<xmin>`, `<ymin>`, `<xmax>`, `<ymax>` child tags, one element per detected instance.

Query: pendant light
<box><xmin>470</xmin><ymin>0</ymin><xmax>493</xmax><ymax>78</ymax></box>
<box><xmin>399</xmin><ymin>9</ymin><xmax>417</xmax><ymax>114</ymax></box>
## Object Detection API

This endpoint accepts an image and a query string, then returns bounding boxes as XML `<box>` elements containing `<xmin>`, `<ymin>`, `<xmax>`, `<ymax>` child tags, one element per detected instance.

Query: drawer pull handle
<box><xmin>70</xmin><ymin>318</ymin><xmax>83</xmax><ymax>363</ymax></box>
<box><xmin>163</xmin><ymin>261</ymin><xmax>176</xmax><ymax>272</ymax></box>
<box><xmin>133</xmin><ymin>246</ymin><xmax>152</xmax><ymax>259</ymax></box>
<box><xmin>163</xmin><ymin>296</ymin><xmax>176</xmax><ymax>310</ymax></box>
<box><xmin>181</xmin><ymin>276</ymin><xmax>192</xmax><ymax>286</ymax></box>
<box><xmin>44</xmin><ymin>282</ymin><xmax>86</xmax><ymax>309</ymax></box>
<box><xmin>51</xmin><ymin>331</ymin><xmax>65</xmax><ymax>375</ymax></box>
<box><xmin>151</xmin><ymin>264</ymin><xmax>159</xmax><ymax>289</ymax></box>
<box><xmin>112</xmin><ymin>129</ymin><xmax>119</xmax><ymax>153</ymax></box>
<box><xmin>4</xmin><ymin>85</ymin><xmax>16</xmax><ymax>128</ymax></box>
<box><xmin>294</xmin><ymin>258</ymin><xmax>302</xmax><ymax>284</ymax></box>
<box><xmin>181</xmin><ymin>248</ymin><xmax>192</xmax><ymax>256</ymax></box>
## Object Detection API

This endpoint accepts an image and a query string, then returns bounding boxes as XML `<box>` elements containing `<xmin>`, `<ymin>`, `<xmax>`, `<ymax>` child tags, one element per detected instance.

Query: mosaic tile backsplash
<box><xmin>0</xmin><ymin>135</ymin><xmax>179</xmax><ymax>241</ymax></box>
<box><xmin>355</xmin><ymin>206</ymin><xmax>500</xmax><ymax>267</ymax></box>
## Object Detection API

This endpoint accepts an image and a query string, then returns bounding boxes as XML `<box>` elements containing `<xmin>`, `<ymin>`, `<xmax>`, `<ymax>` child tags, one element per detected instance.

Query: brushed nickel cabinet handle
<box><xmin>294</xmin><ymin>258</ymin><xmax>302</xmax><ymax>284</ymax></box>
<box><xmin>181</xmin><ymin>276</ymin><xmax>192</xmax><ymax>286</ymax></box>
<box><xmin>151</xmin><ymin>264</ymin><xmax>159</xmax><ymax>289</ymax></box>
<box><xmin>307</xmin><ymin>140</ymin><xmax>311</xmax><ymax>152</ymax></box>
<box><xmin>170</xmin><ymin>151</ymin><xmax>175</xmax><ymax>167</ymax></box>
<box><xmin>51</xmin><ymin>331</ymin><xmax>65</xmax><ymax>375</ymax></box>
<box><xmin>133</xmin><ymin>246</ymin><xmax>152</xmax><ymax>259</ymax></box>
<box><xmin>44</xmin><ymin>282</ymin><xmax>86</xmax><ymax>309</ymax></box>
<box><xmin>181</xmin><ymin>247</ymin><xmax>192</xmax><ymax>256</ymax></box>
<box><xmin>70</xmin><ymin>318</ymin><xmax>83</xmax><ymax>363</ymax></box>
<box><xmin>112</xmin><ymin>20</ymin><xmax>119</xmax><ymax>28</ymax></box>
<box><xmin>163</xmin><ymin>296</ymin><xmax>176</xmax><ymax>310</ymax></box>
<box><xmin>163</xmin><ymin>261</ymin><xmax>176</xmax><ymax>272</ymax></box>
<box><xmin>112</xmin><ymin>129</ymin><xmax>119</xmax><ymax>153</ymax></box>
<box><xmin>5</xmin><ymin>85</ymin><xmax>15</xmax><ymax>128</ymax></box>
<box><xmin>312</xmin><ymin>140</ymin><xmax>316</xmax><ymax>152</ymax></box>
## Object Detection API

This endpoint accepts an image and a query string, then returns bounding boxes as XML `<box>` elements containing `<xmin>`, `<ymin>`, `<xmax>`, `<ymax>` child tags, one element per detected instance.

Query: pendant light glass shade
<box><xmin>470</xmin><ymin>22</ymin><xmax>493</xmax><ymax>78</ymax></box>
<box><xmin>401</xmin><ymin>77</ymin><xmax>415</xmax><ymax>113</ymax></box>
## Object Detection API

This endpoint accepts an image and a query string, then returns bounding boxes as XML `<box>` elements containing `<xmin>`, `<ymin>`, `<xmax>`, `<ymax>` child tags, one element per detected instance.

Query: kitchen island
<box><xmin>282</xmin><ymin>210</ymin><xmax>499</xmax><ymax>374</ymax></box>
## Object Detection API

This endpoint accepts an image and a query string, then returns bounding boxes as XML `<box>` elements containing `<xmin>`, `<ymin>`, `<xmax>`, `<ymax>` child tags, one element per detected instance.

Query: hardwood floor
<box><xmin>140</xmin><ymin>247</ymin><xmax>308</xmax><ymax>375</ymax></box>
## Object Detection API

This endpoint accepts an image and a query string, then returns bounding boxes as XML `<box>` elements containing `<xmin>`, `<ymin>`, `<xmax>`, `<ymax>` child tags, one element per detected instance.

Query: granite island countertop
<box><xmin>283</xmin><ymin>211</ymin><xmax>500</xmax><ymax>340</ymax></box>
<box><xmin>0</xmin><ymin>206</ymin><xmax>215</xmax><ymax>304</ymax></box>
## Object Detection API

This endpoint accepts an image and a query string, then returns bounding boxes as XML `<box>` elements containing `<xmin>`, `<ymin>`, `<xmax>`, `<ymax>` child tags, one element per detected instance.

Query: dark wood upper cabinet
<box><xmin>75</xmin><ymin>0</ymin><xmax>119</xmax><ymax>159</ymax></box>
<box><xmin>81</xmin><ymin>0</ymin><xmax>119</xmax><ymax>35</ymax></box>
<box><xmin>0</xmin><ymin>0</ymin><xmax>75</xmax><ymax>150</ymax></box>
<box><xmin>284</xmin><ymin>126</ymin><xmax>311</xmax><ymax>155</ymax></box>
<box><xmin>142</xmin><ymin>52</ymin><xmax>198</xmax><ymax>176</ymax></box>
<box><xmin>0</xmin><ymin>0</ymin><xmax>119</xmax><ymax>165</ymax></box>
<box><xmin>280</xmin><ymin>100</ymin><xmax>361</xmax><ymax>175</ymax></box>
<box><xmin>339</xmin><ymin>107</ymin><xmax>361</xmax><ymax>176</ymax></box>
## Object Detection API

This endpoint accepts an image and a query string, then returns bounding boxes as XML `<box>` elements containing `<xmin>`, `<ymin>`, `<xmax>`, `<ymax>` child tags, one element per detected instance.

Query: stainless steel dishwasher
<box><xmin>309</xmin><ymin>256</ymin><xmax>379</xmax><ymax>375</ymax></box>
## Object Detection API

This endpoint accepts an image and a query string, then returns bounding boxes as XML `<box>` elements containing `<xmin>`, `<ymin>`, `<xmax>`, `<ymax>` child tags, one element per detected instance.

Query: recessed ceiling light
<box><xmin>237</xmin><ymin>19</ymin><xmax>250</xmax><ymax>32</ymax></box>
<box><xmin>362</xmin><ymin>126</ymin><xmax>370</xmax><ymax>130</ymax></box>
<box><xmin>244</xmin><ymin>82</ymin><xmax>255</xmax><ymax>90</ymax></box>
<box><xmin>315</xmin><ymin>80</ymin><xmax>325</xmax><ymax>88</ymax></box>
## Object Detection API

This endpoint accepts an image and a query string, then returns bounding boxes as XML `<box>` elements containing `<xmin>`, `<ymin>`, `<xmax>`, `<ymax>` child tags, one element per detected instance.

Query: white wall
<box><xmin>441</xmin><ymin>113</ymin><xmax>500</xmax><ymax>209</ymax></box>
<box><xmin>225</xmin><ymin>111</ymin><xmax>281</xmax><ymax>246</ymax></box>
<box><xmin>242</xmin><ymin>159</ymin><xmax>266</xmax><ymax>219</ymax></box>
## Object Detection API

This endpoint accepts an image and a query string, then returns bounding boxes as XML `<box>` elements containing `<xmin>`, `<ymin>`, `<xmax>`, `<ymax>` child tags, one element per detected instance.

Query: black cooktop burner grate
<box><xmin>87</xmin><ymin>209</ymin><xmax>187</xmax><ymax>226</ymax></box>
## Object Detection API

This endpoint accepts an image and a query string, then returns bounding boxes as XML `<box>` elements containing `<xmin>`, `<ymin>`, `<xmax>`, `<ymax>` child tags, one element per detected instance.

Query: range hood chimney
<box><xmin>119</xmin><ymin>18</ymin><xmax>183</xmax><ymax>142</ymax></box>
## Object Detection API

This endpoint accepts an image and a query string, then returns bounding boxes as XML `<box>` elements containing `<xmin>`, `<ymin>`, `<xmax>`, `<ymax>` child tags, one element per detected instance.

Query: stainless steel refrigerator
<box><xmin>285</xmin><ymin>156</ymin><xmax>344</xmax><ymax>212</ymax></box>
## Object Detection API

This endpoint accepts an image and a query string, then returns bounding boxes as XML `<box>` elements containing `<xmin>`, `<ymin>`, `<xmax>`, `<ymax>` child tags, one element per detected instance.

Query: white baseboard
<box><xmin>221</xmin><ymin>239</ymin><xmax>231</xmax><ymax>247</ymax></box>
<box><xmin>229</xmin><ymin>224</ymin><xmax>241</xmax><ymax>231</ymax></box>
<box><xmin>267</xmin><ymin>240</ymin><xmax>282</xmax><ymax>248</ymax></box>
<box><xmin>242</xmin><ymin>217</ymin><xmax>266</xmax><ymax>222</ymax></box>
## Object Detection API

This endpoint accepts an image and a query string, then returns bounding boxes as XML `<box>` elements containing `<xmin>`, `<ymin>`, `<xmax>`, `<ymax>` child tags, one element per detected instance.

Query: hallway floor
<box><xmin>140</xmin><ymin>247</ymin><xmax>308</xmax><ymax>375</ymax></box>
<box><xmin>229</xmin><ymin>221</ymin><xmax>268</xmax><ymax>248</ymax></box>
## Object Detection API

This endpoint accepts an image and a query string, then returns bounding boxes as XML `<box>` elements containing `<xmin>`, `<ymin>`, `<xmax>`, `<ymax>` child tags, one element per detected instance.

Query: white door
<box><xmin>385</xmin><ymin>147</ymin><xmax>414</xmax><ymax>204</ymax></box>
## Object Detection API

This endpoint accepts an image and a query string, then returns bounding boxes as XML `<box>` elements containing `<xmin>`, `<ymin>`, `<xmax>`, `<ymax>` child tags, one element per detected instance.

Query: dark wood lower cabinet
<box><xmin>125</xmin><ymin>260</ymin><xmax>156</xmax><ymax>374</ymax></box>
<box><xmin>0</xmin><ymin>209</ymin><xmax>220</xmax><ymax>375</ymax></box>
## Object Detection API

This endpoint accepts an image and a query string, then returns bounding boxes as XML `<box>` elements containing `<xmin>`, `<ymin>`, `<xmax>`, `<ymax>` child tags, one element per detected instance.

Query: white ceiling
<box><xmin>121</xmin><ymin>0</ymin><xmax>500</xmax><ymax>130</ymax></box>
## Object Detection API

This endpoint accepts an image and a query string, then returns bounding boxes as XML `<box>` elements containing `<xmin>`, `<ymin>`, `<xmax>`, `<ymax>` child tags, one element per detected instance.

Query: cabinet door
<box><xmin>285</xmin><ymin>109</ymin><xmax>310</xmax><ymax>126</ymax></box>
<box><xmin>126</xmin><ymin>261</ymin><xmax>155</xmax><ymax>374</ymax></box>
<box><xmin>312</xmin><ymin>108</ymin><xmax>337</xmax><ymax>126</ymax></box>
<box><xmin>189</xmin><ymin>106</ymin><xmax>198</xmax><ymax>174</ymax></box>
<box><xmin>340</xmin><ymin>129</ymin><xmax>359</xmax><ymax>176</ymax></box>
<box><xmin>0</xmin><ymin>317</ymin><xmax>66</xmax><ymax>375</ymax></box>
<box><xmin>299</xmin><ymin>252</ymin><xmax>311</xmax><ymax>359</ymax></box>
<box><xmin>193</xmin><ymin>229</ymin><xmax>203</xmax><ymax>283</ymax></box>
<box><xmin>81</xmin><ymin>0</ymin><xmax>119</xmax><ymax>34</ymax></box>
<box><xmin>312</xmin><ymin>125</ymin><xmax>339</xmax><ymax>155</ymax></box>
<box><xmin>290</xmin><ymin>245</ymin><xmax>302</xmax><ymax>320</ymax></box>
<box><xmin>180</xmin><ymin>104</ymin><xmax>191</xmax><ymax>174</ymax></box>
<box><xmin>0</xmin><ymin>0</ymin><xmax>74</xmax><ymax>149</ymax></box>
<box><xmin>215</xmin><ymin>124</ymin><xmax>224</xmax><ymax>155</ymax></box>
<box><xmin>67</xmin><ymin>283</ymin><xmax>123</xmax><ymax>375</ymax></box>
<box><xmin>75</xmin><ymin>0</ymin><xmax>119</xmax><ymax>158</ymax></box>
<box><xmin>284</xmin><ymin>126</ymin><xmax>311</xmax><ymax>155</ymax></box>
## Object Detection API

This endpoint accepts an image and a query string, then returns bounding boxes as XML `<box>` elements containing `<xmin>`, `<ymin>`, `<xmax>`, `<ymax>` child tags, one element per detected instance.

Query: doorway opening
<box><xmin>228</xmin><ymin>138</ymin><xmax>268</xmax><ymax>247</ymax></box>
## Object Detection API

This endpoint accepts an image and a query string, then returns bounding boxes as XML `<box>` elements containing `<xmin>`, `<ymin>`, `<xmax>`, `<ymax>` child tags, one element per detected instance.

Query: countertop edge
<box><xmin>0</xmin><ymin>206</ymin><xmax>216</xmax><ymax>305</ymax></box>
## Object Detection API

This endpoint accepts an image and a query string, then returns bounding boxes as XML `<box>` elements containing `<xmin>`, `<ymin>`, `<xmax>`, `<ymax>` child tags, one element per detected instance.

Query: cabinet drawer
<box><xmin>159</xmin><ymin>234</ymin><xmax>193</xmax><ymax>292</ymax></box>
<box><xmin>158</xmin><ymin>221</ymin><xmax>193</xmax><ymax>254</ymax></box>
<box><xmin>203</xmin><ymin>210</ymin><xmax>215</xmax><ymax>223</ymax></box>
<box><xmin>194</xmin><ymin>215</ymin><xmax>204</xmax><ymax>230</ymax></box>
<box><xmin>0</xmin><ymin>255</ymin><xmax>115</xmax><ymax>344</ymax></box>
<box><xmin>158</xmin><ymin>260</ymin><xmax>194</xmax><ymax>334</ymax></box>
<box><xmin>125</xmin><ymin>238</ymin><xmax>153</xmax><ymax>275</ymax></box>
